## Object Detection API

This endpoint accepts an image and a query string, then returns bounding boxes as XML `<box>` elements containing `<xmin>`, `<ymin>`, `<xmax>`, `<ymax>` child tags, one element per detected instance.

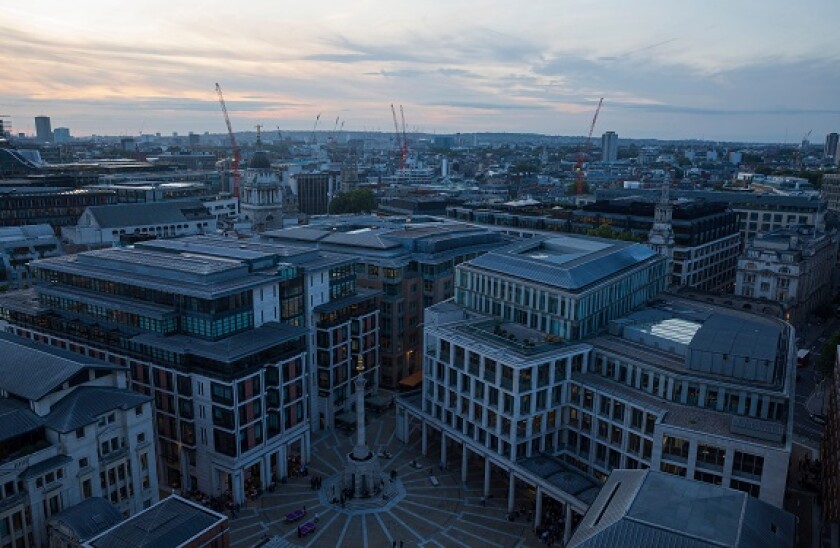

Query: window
<box><xmin>79</xmin><ymin>458</ymin><xmax>89</xmax><ymax>468</ymax></box>
<box><xmin>662</xmin><ymin>435</ymin><xmax>689</xmax><ymax>461</ymax></box>
<box><xmin>696</xmin><ymin>444</ymin><xmax>725</xmax><ymax>469</ymax></box>
<box><xmin>137</xmin><ymin>433</ymin><xmax>146</xmax><ymax>444</ymax></box>
<box><xmin>733</xmin><ymin>451</ymin><xmax>764</xmax><ymax>478</ymax></box>
<box><xmin>135</xmin><ymin>406</ymin><xmax>143</xmax><ymax>417</ymax></box>
<box><xmin>76</xmin><ymin>427</ymin><xmax>85</xmax><ymax>439</ymax></box>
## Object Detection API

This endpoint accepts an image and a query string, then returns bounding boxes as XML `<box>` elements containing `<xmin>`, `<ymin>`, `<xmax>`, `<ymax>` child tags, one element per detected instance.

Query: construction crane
<box><xmin>399</xmin><ymin>105</ymin><xmax>409</xmax><ymax>169</ymax></box>
<box><xmin>390</xmin><ymin>104</ymin><xmax>406</xmax><ymax>171</ymax></box>
<box><xmin>214</xmin><ymin>83</ymin><xmax>240</xmax><ymax>198</ymax></box>
<box><xmin>311</xmin><ymin>113</ymin><xmax>321</xmax><ymax>145</ymax></box>
<box><xmin>575</xmin><ymin>98</ymin><xmax>604</xmax><ymax>195</ymax></box>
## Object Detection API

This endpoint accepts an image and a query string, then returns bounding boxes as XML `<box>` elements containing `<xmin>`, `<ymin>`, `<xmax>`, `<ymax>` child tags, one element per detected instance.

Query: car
<box><xmin>809</xmin><ymin>413</ymin><xmax>827</xmax><ymax>426</ymax></box>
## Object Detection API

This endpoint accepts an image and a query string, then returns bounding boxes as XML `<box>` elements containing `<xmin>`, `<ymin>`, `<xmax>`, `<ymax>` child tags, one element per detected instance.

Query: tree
<box><xmin>565</xmin><ymin>181</ymin><xmax>591</xmax><ymax>195</ymax></box>
<box><xmin>586</xmin><ymin>223</ymin><xmax>616</xmax><ymax>239</ymax></box>
<box><xmin>328</xmin><ymin>188</ymin><xmax>376</xmax><ymax>214</ymax></box>
<box><xmin>818</xmin><ymin>331</ymin><xmax>840</xmax><ymax>377</ymax></box>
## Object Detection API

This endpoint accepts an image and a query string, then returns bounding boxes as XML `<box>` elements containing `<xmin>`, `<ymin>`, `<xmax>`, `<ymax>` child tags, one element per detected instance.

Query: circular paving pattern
<box><xmin>227</xmin><ymin>407</ymin><xmax>546</xmax><ymax>547</ymax></box>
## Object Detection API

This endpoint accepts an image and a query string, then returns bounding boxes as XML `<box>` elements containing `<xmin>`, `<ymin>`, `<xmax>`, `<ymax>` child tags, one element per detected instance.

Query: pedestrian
<box><xmin>392</xmin><ymin>541</ymin><xmax>397</xmax><ymax>548</ymax></box>
<box><xmin>400</xmin><ymin>541</ymin><xmax>404</xmax><ymax>548</ymax></box>
<box><xmin>297</xmin><ymin>526</ymin><xmax>301</xmax><ymax>538</ymax></box>
<box><xmin>303</xmin><ymin>504</ymin><xmax>306</xmax><ymax>513</ymax></box>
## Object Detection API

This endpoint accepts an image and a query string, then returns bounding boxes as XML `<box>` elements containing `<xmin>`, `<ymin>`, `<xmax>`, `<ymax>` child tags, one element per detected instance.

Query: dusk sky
<box><xmin>3</xmin><ymin>0</ymin><xmax>839</xmax><ymax>142</ymax></box>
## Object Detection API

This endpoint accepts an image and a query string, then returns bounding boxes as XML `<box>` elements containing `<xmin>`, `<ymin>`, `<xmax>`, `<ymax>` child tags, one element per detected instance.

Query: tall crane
<box><xmin>399</xmin><ymin>105</ymin><xmax>409</xmax><ymax>169</ymax></box>
<box><xmin>575</xmin><ymin>98</ymin><xmax>604</xmax><ymax>195</ymax></box>
<box><xmin>390</xmin><ymin>104</ymin><xmax>406</xmax><ymax>171</ymax></box>
<box><xmin>214</xmin><ymin>83</ymin><xmax>240</xmax><ymax>198</ymax></box>
<box><xmin>311</xmin><ymin>113</ymin><xmax>321</xmax><ymax>145</ymax></box>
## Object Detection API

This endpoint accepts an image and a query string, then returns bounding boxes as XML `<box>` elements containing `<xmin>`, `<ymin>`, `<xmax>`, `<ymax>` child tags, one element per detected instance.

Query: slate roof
<box><xmin>85</xmin><ymin>495</ymin><xmax>226</xmax><ymax>548</ymax></box>
<box><xmin>0</xmin><ymin>398</ymin><xmax>43</xmax><ymax>442</ymax></box>
<box><xmin>466</xmin><ymin>235</ymin><xmax>659</xmax><ymax>292</ymax></box>
<box><xmin>86</xmin><ymin>200</ymin><xmax>211</xmax><ymax>229</ymax></box>
<box><xmin>49</xmin><ymin>498</ymin><xmax>123</xmax><ymax>542</ymax></box>
<box><xmin>568</xmin><ymin>469</ymin><xmax>795</xmax><ymax>548</ymax></box>
<box><xmin>0</xmin><ymin>333</ymin><xmax>120</xmax><ymax>401</ymax></box>
<box><xmin>44</xmin><ymin>386</ymin><xmax>151</xmax><ymax>433</ymax></box>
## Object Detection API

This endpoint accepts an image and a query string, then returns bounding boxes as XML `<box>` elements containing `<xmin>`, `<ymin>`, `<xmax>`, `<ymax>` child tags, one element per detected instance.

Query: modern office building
<box><xmin>735</xmin><ymin>227</ymin><xmax>837</xmax><ymax>325</ymax></box>
<box><xmin>0</xmin><ymin>224</ymin><xmax>61</xmax><ymax>290</ymax></box>
<box><xmin>61</xmin><ymin>201</ymin><xmax>215</xmax><ymax>246</ymax></box>
<box><xmin>825</xmin><ymin>132</ymin><xmax>839</xmax><ymax>160</ymax></box>
<box><xmin>596</xmin><ymin>188</ymin><xmax>827</xmax><ymax>246</ymax></box>
<box><xmin>822</xmin><ymin>347</ymin><xmax>840</xmax><ymax>545</ymax></box>
<box><xmin>0</xmin><ymin>235</ymin><xmax>379</xmax><ymax>500</ymax></box>
<box><xmin>82</xmin><ymin>495</ymin><xmax>229</xmax><ymax>548</ymax></box>
<box><xmin>600</xmin><ymin>131</ymin><xmax>618</xmax><ymax>163</ymax></box>
<box><xmin>398</xmin><ymin>234</ymin><xmax>795</xmax><ymax>536</ymax></box>
<box><xmin>34</xmin><ymin>116</ymin><xmax>52</xmax><ymax>143</ymax></box>
<box><xmin>568</xmin><ymin>469</ymin><xmax>795</xmax><ymax>547</ymax></box>
<box><xmin>0</xmin><ymin>188</ymin><xmax>117</xmax><ymax>230</ymax></box>
<box><xmin>821</xmin><ymin>174</ymin><xmax>840</xmax><ymax>214</ymax></box>
<box><xmin>0</xmin><ymin>333</ymin><xmax>158</xmax><ymax>547</ymax></box>
<box><xmin>53</xmin><ymin>128</ymin><xmax>71</xmax><ymax>144</ymax></box>
<box><xmin>263</xmin><ymin>218</ymin><xmax>508</xmax><ymax>388</ymax></box>
<box><xmin>293</xmin><ymin>172</ymin><xmax>335</xmax><ymax>215</ymax></box>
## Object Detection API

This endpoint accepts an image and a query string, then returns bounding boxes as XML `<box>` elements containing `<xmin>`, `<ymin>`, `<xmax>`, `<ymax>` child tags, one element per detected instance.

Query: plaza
<box><xmin>226</xmin><ymin>403</ymin><xmax>551</xmax><ymax>547</ymax></box>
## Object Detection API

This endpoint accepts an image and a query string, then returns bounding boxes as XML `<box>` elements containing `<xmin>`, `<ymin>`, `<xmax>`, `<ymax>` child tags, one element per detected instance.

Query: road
<box><xmin>792</xmin><ymin>315</ymin><xmax>837</xmax><ymax>451</ymax></box>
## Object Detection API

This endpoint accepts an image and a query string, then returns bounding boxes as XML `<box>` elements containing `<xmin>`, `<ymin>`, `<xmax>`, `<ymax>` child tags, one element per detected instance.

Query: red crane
<box><xmin>215</xmin><ymin>83</ymin><xmax>240</xmax><ymax>198</ymax></box>
<box><xmin>575</xmin><ymin>97</ymin><xmax>604</xmax><ymax>195</ymax></box>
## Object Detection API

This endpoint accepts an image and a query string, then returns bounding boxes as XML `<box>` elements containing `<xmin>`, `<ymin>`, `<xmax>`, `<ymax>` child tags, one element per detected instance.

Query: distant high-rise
<box><xmin>53</xmin><ymin>127</ymin><xmax>71</xmax><ymax>143</ymax></box>
<box><xmin>825</xmin><ymin>132</ymin><xmax>839</xmax><ymax>159</ymax></box>
<box><xmin>601</xmin><ymin>131</ymin><xmax>618</xmax><ymax>163</ymax></box>
<box><xmin>34</xmin><ymin>115</ymin><xmax>52</xmax><ymax>142</ymax></box>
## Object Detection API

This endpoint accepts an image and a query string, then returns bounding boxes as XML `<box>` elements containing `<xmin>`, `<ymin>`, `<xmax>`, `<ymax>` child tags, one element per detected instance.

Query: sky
<box><xmin>2</xmin><ymin>0</ymin><xmax>840</xmax><ymax>142</ymax></box>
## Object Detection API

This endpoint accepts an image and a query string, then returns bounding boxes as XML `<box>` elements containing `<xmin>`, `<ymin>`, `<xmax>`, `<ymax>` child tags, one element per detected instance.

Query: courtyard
<box><xmin>226</xmin><ymin>404</ymin><xmax>552</xmax><ymax>547</ymax></box>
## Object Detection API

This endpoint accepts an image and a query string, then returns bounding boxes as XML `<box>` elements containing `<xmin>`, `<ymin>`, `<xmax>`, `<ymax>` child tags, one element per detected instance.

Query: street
<box><xmin>792</xmin><ymin>315</ymin><xmax>837</xmax><ymax>451</ymax></box>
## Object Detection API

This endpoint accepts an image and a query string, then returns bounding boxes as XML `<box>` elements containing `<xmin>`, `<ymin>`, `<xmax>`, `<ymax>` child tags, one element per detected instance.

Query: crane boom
<box><xmin>399</xmin><ymin>105</ymin><xmax>408</xmax><ymax>169</ymax></box>
<box><xmin>215</xmin><ymin>83</ymin><xmax>240</xmax><ymax>198</ymax></box>
<box><xmin>391</xmin><ymin>104</ymin><xmax>405</xmax><ymax>171</ymax></box>
<box><xmin>576</xmin><ymin>98</ymin><xmax>604</xmax><ymax>195</ymax></box>
<box><xmin>311</xmin><ymin>113</ymin><xmax>321</xmax><ymax>144</ymax></box>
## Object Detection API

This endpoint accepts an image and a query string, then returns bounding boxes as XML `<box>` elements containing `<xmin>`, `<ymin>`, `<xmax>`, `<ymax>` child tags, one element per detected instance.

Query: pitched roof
<box><xmin>0</xmin><ymin>333</ymin><xmax>119</xmax><ymax>401</ymax></box>
<box><xmin>44</xmin><ymin>386</ymin><xmax>152</xmax><ymax>433</ymax></box>
<box><xmin>49</xmin><ymin>498</ymin><xmax>123</xmax><ymax>542</ymax></box>
<box><xmin>85</xmin><ymin>495</ymin><xmax>226</xmax><ymax>548</ymax></box>
<box><xmin>568</xmin><ymin>469</ymin><xmax>795</xmax><ymax>548</ymax></box>
<box><xmin>86</xmin><ymin>200</ymin><xmax>211</xmax><ymax>229</ymax></box>
<box><xmin>0</xmin><ymin>398</ymin><xmax>43</xmax><ymax>442</ymax></box>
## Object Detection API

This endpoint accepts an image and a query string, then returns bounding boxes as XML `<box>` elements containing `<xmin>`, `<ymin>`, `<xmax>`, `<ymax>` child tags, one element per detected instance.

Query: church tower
<box><xmin>648</xmin><ymin>170</ymin><xmax>676</xmax><ymax>284</ymax></box>
<box><xmin>239</xmin><ymin>125</ymin><xmax>284</xmax><ymax>232</ymax></box>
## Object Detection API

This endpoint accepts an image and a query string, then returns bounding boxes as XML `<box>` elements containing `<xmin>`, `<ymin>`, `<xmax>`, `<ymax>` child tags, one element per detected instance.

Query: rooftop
<box><xmin>568</xmin><ymin>469</ymin><xmax>795</xmax><ymax>548</ymax></box>
<box><xmin>465</xmin><ymin>235</ymin><xmax>660</xmax><ymax>292</ymax></box>
<box><xmin>84</xmin><ymin>495</ymin><xmax>227</xmax><ymax>548</ymax></box>
<box><xmin>83</xmin><ymin>200</ymin><xmax>212</xmax><ymax>228</ymax></box>
<box><xmin>48</xmin><ymin>498</ymin><xmax>123</xmax><ymax>543</ymax></box>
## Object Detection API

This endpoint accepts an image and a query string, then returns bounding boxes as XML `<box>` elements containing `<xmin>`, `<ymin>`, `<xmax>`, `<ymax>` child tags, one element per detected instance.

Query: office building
<box><xmin>601</xmin><ymin>131</ymin><xmax>618</xmax><ymax>163</ymax></box>
<box><xmin>0</xmin><ymin>224</ymin><xmax>61</xmax><ymax>290</ymax></box>
<box><xmin>596</xmin><ymin>188</ymin><xmax>826</xmax><ymax>246</ymax></box>
<box><xmin>61</xmin><ymin>201</ymin><xmax>215</xmax><ymax>246</ymax></box>
<box><xmin>826</xmin><ymin>132</ymin><xmax>839</xmax><ymax>160</ymax></box>
<box><xmin>0</xmin><ymin>333</ymin><xmax>158</xmax><ymax>547</ymax></box>
<box><xmin>34</xmin><ymin>116</ymin><xmax>52</xmax><ymax>143</ymax></box>
<box><xmin>53</xmin><ymin>128</ymin><xmax>71</xmax><ymax>144</ymax></box>
<box><xmin>293</xmin><ymin>172</ymin><xmax>335</xmax><ymax>215</ymax></box>
<box><xmin>397</xmin><ymin>235</ymin><xmax>794</xmax><ymax>537</ymax></box>
<box><xmin>264</xmin><ymin>218</ymin><xmax>507</xmax><ymax>388</ymax></box>
<box><xmin>0</xmin><ymin>187</ymin><xmax>117</xmax><ymax>230</ymax></box>
<box><xmin>821</xmin><ymin>174</ymin><xmax>840</xmax><ymax>214</ymax></box>
<box><xmin>568</xmin><ymin>469</ymin><xmax>794</xmax><ymax>547</ymax></box>
<box><xmin>82</xmin><ymin>495</ymin><xmax>229</xmax><ymax>548</ymax></box>
<box><xmin>735</xmin><ymin>227</ymin><xmax>837</xmax><ymax>325</ymax></box>
<box><xmin>821</xmin><ymin>348</ymin><xmax>840</xmax><ymax>545</ymax></box>
<box><xmin>0</xmin><ymin>235</ymin><xmax>379</xmax><ymax>500</ymax></box>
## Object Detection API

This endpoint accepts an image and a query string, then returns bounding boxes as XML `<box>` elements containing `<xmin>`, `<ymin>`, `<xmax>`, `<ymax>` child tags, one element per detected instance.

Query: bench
<box><xmin>300</xmin><ymin>521</ymin><xmax>316</xmax><ymax>536</ymax></box>
<box><xmin>429</xmin><ymin>476</ymin><xmax>439</xmax><ymax>486</ymax></box>
<box><xmin>285</xmin><ymin>509</ymin><xmax>306</xmax><ymax>522</ymax></box>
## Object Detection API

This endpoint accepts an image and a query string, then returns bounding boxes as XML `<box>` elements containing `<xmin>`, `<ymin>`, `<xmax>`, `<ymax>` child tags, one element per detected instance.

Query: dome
<box><xmin>248</xmin><ymin>150</ymin><xmax>271</xmax><ymax>170</ymax></box>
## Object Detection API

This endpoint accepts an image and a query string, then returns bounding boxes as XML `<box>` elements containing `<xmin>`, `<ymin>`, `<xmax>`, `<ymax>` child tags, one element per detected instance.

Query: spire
<box><xmin>255</xmin><ymin>124</ymin><xmax>263</xmax><ymax>148</ymax></box>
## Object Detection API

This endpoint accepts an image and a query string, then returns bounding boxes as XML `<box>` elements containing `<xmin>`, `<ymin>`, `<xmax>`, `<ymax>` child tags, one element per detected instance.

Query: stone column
<box><xmin>507</xmin><ymin>471</ymin><xmax>516</xmax><ymax>514</ymax></box>
<box><xmin>534</xmin><ymin>487</ymin><xmax>543</xmax><ymax>530</ymax></box>
<box><xmin>440</xmin><ymin>432</ymin><xmax>448</xmax><ymax>469</ymax></box>
<box><xmin>304</xmin><ymin>429</ymin><xmax>312</xmax><ymax>463</ymax></box>
<box><xmin>232</xmin><ymin>472</ymin><xmax>245</xmax><ymax>505</ymax></box>
<box><xmin>422</xmin><ymin>421</ymin><xmax>428</xmax><ymax>456</ymax></box>
<box><xmin>564</xmin><ymin>504</ymin><xmax>573</xmax><ymax>544</ymax></box>
<box><xmin>279</xmin><ymin>445</ymin><xmax>288</xmax><ymax>479</ymax></box>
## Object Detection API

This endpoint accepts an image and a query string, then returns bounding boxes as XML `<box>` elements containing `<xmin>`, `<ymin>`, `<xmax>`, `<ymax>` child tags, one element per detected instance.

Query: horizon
<box><xmin>3</xmin><ymin>1</ymin><xmax>839</xmax><ymax>143</ymax></box>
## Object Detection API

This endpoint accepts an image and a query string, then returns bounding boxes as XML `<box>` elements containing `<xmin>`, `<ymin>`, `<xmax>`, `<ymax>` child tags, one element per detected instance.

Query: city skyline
<box><xmin>2</xmin><ymin>0</ymin><xmax>839</xmax><ymax>142</ymax></box>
